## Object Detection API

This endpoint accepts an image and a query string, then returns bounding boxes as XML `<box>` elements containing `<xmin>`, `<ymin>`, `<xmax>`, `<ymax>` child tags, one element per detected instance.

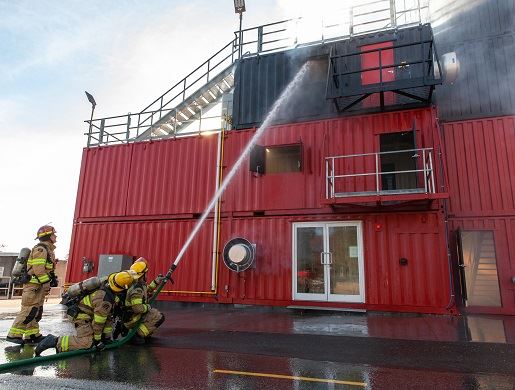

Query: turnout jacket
<box><xmin>27</xmin><ymin>242</ymin><xmax>56</xmax><ymax>284</ymax></box>
<box><xmin>76</xmin><ymin>285</ymin><xmax>117</xmax><ymax>342</ymax></box>
<box><xmin>123</xmin><ymin>279</ymin><xmax>158</xmax><ymax>327</ymax></box>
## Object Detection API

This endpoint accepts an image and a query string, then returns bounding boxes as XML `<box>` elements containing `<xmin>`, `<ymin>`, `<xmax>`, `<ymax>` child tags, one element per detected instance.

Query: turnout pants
<box><xmin>57</xmin><ymin>320</ymin><xmax>94</xmax><ymax>353</ymax></box>
<box><xmin>127</xmin><ymin>308</ymin><xmax>164</xmax><ymax>337</ymax></box>
<box><xmin>8</xmin><ymin>282</ymin><xmax>50</xmax><ymax>339</ymax></box>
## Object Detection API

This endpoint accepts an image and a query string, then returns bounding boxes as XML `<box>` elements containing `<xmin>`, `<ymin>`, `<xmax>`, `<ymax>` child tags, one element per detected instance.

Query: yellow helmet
<box><xmin>108</xmin><ymin>271</ymin><xmax>134</xmax><ymax>292</ymax></box>
<box><xmin>130</xmin><ymin>257</ymin><xmax>149</xmax><ymax>279</ymax></box>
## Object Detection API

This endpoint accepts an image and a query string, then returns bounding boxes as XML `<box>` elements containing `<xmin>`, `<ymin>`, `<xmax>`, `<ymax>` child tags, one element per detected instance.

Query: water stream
<box><xmin>172</xmin><ymin>61</ymin><xmax>311</xmax><ymax>269</ymax></box>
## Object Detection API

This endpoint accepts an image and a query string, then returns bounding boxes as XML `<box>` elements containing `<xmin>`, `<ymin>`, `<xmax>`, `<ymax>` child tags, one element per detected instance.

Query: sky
<box><xmin>0</xmin><ymin>0</ymin><xmax>346</xmax><ymax>259</ymax></box>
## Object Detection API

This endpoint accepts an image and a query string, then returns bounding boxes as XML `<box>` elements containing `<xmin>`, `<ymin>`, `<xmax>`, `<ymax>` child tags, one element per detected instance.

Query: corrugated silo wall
<box><xmin>68</xmin><ymin>107</ymin><xmax>454</xmax><ymax>314</ymax></box>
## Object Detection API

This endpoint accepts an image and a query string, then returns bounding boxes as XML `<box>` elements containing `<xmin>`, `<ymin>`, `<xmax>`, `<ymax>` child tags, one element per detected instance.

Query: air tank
<box><xmin>11</xmin><ymin>247</ymin><xmax>31</xmax><ymax>278</ymax></box>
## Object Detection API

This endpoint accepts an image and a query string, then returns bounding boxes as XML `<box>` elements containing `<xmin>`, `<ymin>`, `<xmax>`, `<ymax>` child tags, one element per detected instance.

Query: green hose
<box><xmin>0</xmin><ymin>277</ymin><xmax>169</xmax><ymax>373</ymax></box>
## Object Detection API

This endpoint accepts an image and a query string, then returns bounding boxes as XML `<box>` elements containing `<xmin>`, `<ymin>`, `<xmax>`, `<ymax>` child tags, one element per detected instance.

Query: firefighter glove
<box><xmin>153</xmin><ymin>274</ymin><xmax>166</xmax><ymax>285</ymax></box>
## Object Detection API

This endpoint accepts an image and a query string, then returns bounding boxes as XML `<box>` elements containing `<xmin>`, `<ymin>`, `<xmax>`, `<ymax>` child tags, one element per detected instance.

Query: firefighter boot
<box><xmin>5</xmin><ymin>336</ymin><xmax>25</xmax><ymax>346</ymax></box>
<box><xmin>34</xmin><ymin>334</ymin><xmax>58</xmax><ymax>356</ymax></box>
<box><xmin>25</xmin><ymin>334</ymin><xmax>45</xmax><ymax>345</ymax></box>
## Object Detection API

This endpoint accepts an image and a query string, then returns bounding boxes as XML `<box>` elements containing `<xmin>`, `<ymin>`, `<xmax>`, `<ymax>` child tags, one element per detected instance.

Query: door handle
<box><xmin>458</xmin><ymin>264</ymin><xmax>466</xmax><ymax>268</ymax></box>
<box><xmin>320</xmin><ymin>252</ymin><xmax>331</xmax><ymax>265</ymax></box>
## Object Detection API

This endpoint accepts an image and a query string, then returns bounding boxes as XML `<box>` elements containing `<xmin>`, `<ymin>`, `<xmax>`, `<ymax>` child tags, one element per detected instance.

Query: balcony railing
<box><xmin>325</xmin><ymin>147</ymin><xmax>436</xmax><ymax>199</ymax></box>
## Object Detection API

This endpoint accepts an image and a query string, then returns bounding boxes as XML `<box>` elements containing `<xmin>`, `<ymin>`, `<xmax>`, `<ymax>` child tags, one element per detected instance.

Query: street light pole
<box><xmin>239</xmin><ymin>11</ymin><xmax>243</xmax><ymax>58</ymax></box>
<box><xmin>233</xmin><ymin>0</ymin><xmax>246</xmax><ymax>59</ymax></box>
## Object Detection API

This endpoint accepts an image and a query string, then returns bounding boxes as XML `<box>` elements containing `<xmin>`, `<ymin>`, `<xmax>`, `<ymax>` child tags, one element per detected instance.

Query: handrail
<box><xmin>86</xmin><ymin>0</ymin><xmax>429</xmax><ymax>147</ymax></box>
<box><xmin>325</xmin><ymin>147</ymin><xmax>436</xmax><ymax>198</ymax></box>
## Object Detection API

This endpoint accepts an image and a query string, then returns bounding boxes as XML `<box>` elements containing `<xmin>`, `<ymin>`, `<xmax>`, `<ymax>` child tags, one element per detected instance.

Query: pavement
<box><xmin>0</xmin><ymin>299</ymin><xmax>512</xmax><ymax>389</ymax></box>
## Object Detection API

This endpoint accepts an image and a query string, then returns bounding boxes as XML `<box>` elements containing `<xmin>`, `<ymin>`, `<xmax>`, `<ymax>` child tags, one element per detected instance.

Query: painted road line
<box><xmin>213</xmin><ymin>369</ymin><xmax>367</xmax><ymax>387</ymax></box>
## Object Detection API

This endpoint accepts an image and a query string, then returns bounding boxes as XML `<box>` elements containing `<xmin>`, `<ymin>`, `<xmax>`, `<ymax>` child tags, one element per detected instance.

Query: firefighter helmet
<box><xmin>130</xmin><ymin>257</ymin><xmax>148</xmax><ymax>279</ymax></box>
<box><xmin>36</xmin><ymin>225</ymin><xmax>56</xmax><ymax>239</ymax></box>
<box><xmin>108</xmin><ymin>271</ymin><xmax>134</xmax><ymax>292</ymax></box>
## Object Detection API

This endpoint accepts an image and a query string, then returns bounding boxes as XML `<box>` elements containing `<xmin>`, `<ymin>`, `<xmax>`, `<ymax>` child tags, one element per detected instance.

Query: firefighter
<box><xmin>116</xmin><ymin>257</ymin><xmax>165</xmax><ymax>342</ymax></box>
<box><xmin>34</xmin><ymin>271</ymin><xmax>135</xmax><ymax>356</ymax></box>
<box><xmin>6</xmin><ymin>225</ymin><xmax>58</xmax><ymax>345</ymax></box>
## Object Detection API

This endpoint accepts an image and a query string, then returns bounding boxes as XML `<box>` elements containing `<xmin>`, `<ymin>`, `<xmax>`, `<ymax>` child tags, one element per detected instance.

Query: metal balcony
<box><xmin>324</xmin><ymin>147</ymin><xmax>448</xmax><ymax>205</ymax></box>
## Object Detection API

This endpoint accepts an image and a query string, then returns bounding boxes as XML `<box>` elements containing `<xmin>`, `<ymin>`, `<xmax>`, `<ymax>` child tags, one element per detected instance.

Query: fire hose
<box><xmin>0</xmin><ymin>265</ymin><xmax>176</xmax><ymax>373</ymax></box>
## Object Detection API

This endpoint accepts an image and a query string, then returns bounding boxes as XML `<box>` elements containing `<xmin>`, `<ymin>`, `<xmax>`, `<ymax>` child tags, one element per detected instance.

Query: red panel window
<box><xmin>360</xmin><ymin>41</ymin><xmax>395</xmax><ymax>107</ymax></box>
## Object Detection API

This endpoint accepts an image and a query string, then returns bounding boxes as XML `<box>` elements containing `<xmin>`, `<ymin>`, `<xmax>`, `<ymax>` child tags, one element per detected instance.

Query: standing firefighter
<box><xmin>7</xmin><ymin>225</ymin><xmax>58</xmax><ymax>345</ymax></box>
<box><xmin>115</xmin><ymin>257</ymin><xmax>165</xmax><ymax>342</ymax></box>
<box><xmin>34</xmin><ymin>271</ymin><xmax>135</xmax><ymax>356</ymax></box>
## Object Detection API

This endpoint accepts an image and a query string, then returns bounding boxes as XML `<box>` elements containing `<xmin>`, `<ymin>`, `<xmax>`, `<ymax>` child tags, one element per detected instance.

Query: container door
<box><xmin>327</xmin><ymin>222</ymin><xmax>365</xmax><ymax>303</ymax></box>
<box><xmin>293</xmin><ymin>224</ymin><xmax>327</xmax><ymax>301</ymax></box>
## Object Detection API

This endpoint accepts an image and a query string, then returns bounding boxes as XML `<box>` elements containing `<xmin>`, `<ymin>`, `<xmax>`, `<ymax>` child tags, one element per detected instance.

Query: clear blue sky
<box><xmin>0</xmin><ymin>0</ymin><xmax>344</xmax><ymax>258</ymax></box>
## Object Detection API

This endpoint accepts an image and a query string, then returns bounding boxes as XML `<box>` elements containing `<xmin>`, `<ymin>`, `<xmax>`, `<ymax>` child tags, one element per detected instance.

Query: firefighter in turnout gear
<box><xmin>34</xmin><ymin>271</ymin><xmax>135</xmax><ymax>356</ymax></box>
<box><xmin>7</xmin><ymin>225</ymin><xmax>57</xmax><ymax>345</ymax></box>
<box><xmin>116</xmin><ymin>257</ymin><xmax>165</xmax><ymax>342</ymax></box>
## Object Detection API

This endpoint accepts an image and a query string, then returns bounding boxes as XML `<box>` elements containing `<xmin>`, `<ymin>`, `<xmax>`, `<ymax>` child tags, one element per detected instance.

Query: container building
<box><xmin>67</xmin><ymin>0</ymin><xmax>515</xmax><ymax>315</ymax></box>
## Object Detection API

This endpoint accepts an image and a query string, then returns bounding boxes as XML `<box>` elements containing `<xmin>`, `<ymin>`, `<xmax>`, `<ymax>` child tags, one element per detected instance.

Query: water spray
<box><xmin>164</xmin><ymin>61</ymin><xmax>311</xmax><ymax>280</ymax></box>
<box><xmin>0</xmin><ymin>61</ymin><xmax>311</xmax><ymax>373</ymax></box>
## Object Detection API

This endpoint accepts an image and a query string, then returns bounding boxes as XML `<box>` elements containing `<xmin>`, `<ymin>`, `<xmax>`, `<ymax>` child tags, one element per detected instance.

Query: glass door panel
<box><xmin>327</xmin><ymin>224</ymin><xmax>364</xmax><ymax>302</ymax></box>
<box><xmin>293</xmin><ymin>222</ymin><xmax>364</xmax><ymax>303</ymax></box>
<box><xmin>294</xmin><ymin>225</ymin><xmax>326</xmax><ymax>300</ymax></box>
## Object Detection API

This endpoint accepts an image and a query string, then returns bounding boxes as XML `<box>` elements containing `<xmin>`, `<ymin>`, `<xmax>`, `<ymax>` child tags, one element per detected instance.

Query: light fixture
<box><xmin>233</xmin><ymin>0</ymin><xmax>245</xmax><ymax>13</ymax></box>
<box><xmin>85</xmin><ymin>91</ymin><xmax>97</xmax><ymax>146</ymax></box>
<box><xmin>82</xmin><ymin>257</ymin><xmax>94</xmax><ymax>273</ymax></box>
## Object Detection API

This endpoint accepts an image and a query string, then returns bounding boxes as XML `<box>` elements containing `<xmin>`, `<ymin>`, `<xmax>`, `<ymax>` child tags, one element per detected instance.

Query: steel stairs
<box><xmin>467</xmin><ymin>233</ymin><xmax>501</xmax><ymax>307</ymax></box>
<box><xmin>137</xmin><ymin>67</ymin><xmax>235</xmax><ymax>139</ymax></box>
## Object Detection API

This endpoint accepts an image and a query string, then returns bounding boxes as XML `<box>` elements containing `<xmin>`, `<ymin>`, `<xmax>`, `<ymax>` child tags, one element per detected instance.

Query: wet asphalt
<box><xmin>0</xmin><ymin>302</ymin><xmax>513</xmax><ymax>389</ymax></box>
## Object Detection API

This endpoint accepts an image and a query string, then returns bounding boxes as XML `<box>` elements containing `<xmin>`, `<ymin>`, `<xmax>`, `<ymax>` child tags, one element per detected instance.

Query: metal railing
<box><xmin>85</xmin><ymin>0</ymin><xmax>429</xmax><ymax>147</ymax></box>
<box><xmin>86</xmin><ymin>112</ymin><xmax>230</xmax><ymax>145</ymax></box>
<box><xmin>325</xmin><ymin>147</ymin><xmax>436</xmax><ymax>199</ymax></box>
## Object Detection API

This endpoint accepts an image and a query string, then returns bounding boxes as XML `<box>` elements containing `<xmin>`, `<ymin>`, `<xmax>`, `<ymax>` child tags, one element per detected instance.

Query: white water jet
<box><xmin>171</xmin><ymin>61</ymin><xmax>311</xmax><ymax>270</ymax></box>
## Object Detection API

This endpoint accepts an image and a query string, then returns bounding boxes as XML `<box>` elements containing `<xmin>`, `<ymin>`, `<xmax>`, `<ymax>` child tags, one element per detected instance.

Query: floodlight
<box><xmin>234</xmin><ymin>0</ymin><xmax>245</xmax><ymax>13</ymax></box>
<box><xmin>85</xmin><ymin>91</ymin><xmax>96</xmax><ymax>107</ymax></box>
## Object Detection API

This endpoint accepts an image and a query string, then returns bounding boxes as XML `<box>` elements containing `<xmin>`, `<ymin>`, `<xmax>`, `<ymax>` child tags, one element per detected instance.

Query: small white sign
<box><xmin>349</xmin><ymin>246</ymin><xmax>358</xmax><ymax>258</ymax></box>
<box><xmin>0</xmin><ymin>266</ymin><xmax>4</xmax><ymax>277</ymax></box>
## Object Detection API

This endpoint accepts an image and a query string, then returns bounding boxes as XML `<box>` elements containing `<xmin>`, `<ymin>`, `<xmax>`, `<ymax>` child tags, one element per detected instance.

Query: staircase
<box><xmin>466</xmin><ymin>232</ymin><xmax>501</xmax><ymax>307</ymax></box>
<box><xmin>137</xmin><ymin>69</ymin><xmax>235</xmax><ymax>139</ymax></box>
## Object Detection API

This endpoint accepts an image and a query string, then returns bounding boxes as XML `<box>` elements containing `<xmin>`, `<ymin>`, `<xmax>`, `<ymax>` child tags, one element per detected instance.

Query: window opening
<box><xmin>379</xmin><ymin>131</ymin><xmax>417</xmax><ymax>191</ymax></box>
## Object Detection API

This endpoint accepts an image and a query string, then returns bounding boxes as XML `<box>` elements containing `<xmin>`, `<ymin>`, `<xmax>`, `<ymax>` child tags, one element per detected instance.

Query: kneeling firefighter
<box><xmin>35</xmin><ymin>271</ymin><xmax>135</xmax><ymax>356</ymax></box>
<box><xmin>114</xmin><ymin>257</ymin><xmax>166</xmax><ymax>342</ymax></box>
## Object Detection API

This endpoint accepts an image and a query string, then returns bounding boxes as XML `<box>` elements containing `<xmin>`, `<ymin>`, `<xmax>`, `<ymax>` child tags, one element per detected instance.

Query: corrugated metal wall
<box><xmin>432</xmin><ymin>0</ymin><xmax>515</xmax><ymax>121</ymax></box>
<box><xmin>443</xmin><ymin>114</ymin><xmax>515</xmax><ymax>314</ymax></box>
<box><xmin>232</xmin><ymin>44</ymin><xmax>333</xmax><ymax>129</ymax></box>
<box><xmin>223</xmin><ymin>107</ymin><xmax>443</xmax><ymax>212</ymax></box>
<box><xmin>201</xmin><ymin>211</ymin><xmax>451</xmax><ymax>312</ymax></box>
<box><xmin>74</xmin><ymin>135</ymin><xmax>218</xmax><ymax>220</ymax></box>
<box><xmin>67</xmin><ymin>219</ymin><xmax>214</xmax><ymax>293</ymax></box>
<box><xmin>447</xmin><ymin>217</ymin><xmax>515</xmax><ymax>315</ymax></box>
<box><xmin>443</xmin><ymin>116</ymin><xmax>515</xmax><ymax>216</ymax></box>
<box><xmin>68</xmin><ymin>108</ymin><xmax>451</xmax><ymax>313</ymax></box>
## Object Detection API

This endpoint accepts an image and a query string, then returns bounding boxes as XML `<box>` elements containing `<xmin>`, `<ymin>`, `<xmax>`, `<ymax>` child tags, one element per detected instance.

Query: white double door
<box><xmin>293</xmin><ymin>222</ymin><xmax>365</xmax><ymax>303</ymax></box>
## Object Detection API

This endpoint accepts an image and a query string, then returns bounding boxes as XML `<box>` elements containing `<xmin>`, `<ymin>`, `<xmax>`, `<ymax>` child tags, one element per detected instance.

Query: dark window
<box><xmin>379</xmin><ymin>131</ymin><xmax>417</xmax><ymax>191</ymax></box>
<box><xmin>265</xmin><ymin>144</ymin><xmax>302</xmax><ymax>173</ymax></box>
<box><xmin>249</xmin><ymin>144</ymin><xmax>302</xmax><ymax>174</ymax></box>
<box><xmin>250</xmin><ymin>145</ymin><xmax>265</xmax><ymax>173</ymax></box>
